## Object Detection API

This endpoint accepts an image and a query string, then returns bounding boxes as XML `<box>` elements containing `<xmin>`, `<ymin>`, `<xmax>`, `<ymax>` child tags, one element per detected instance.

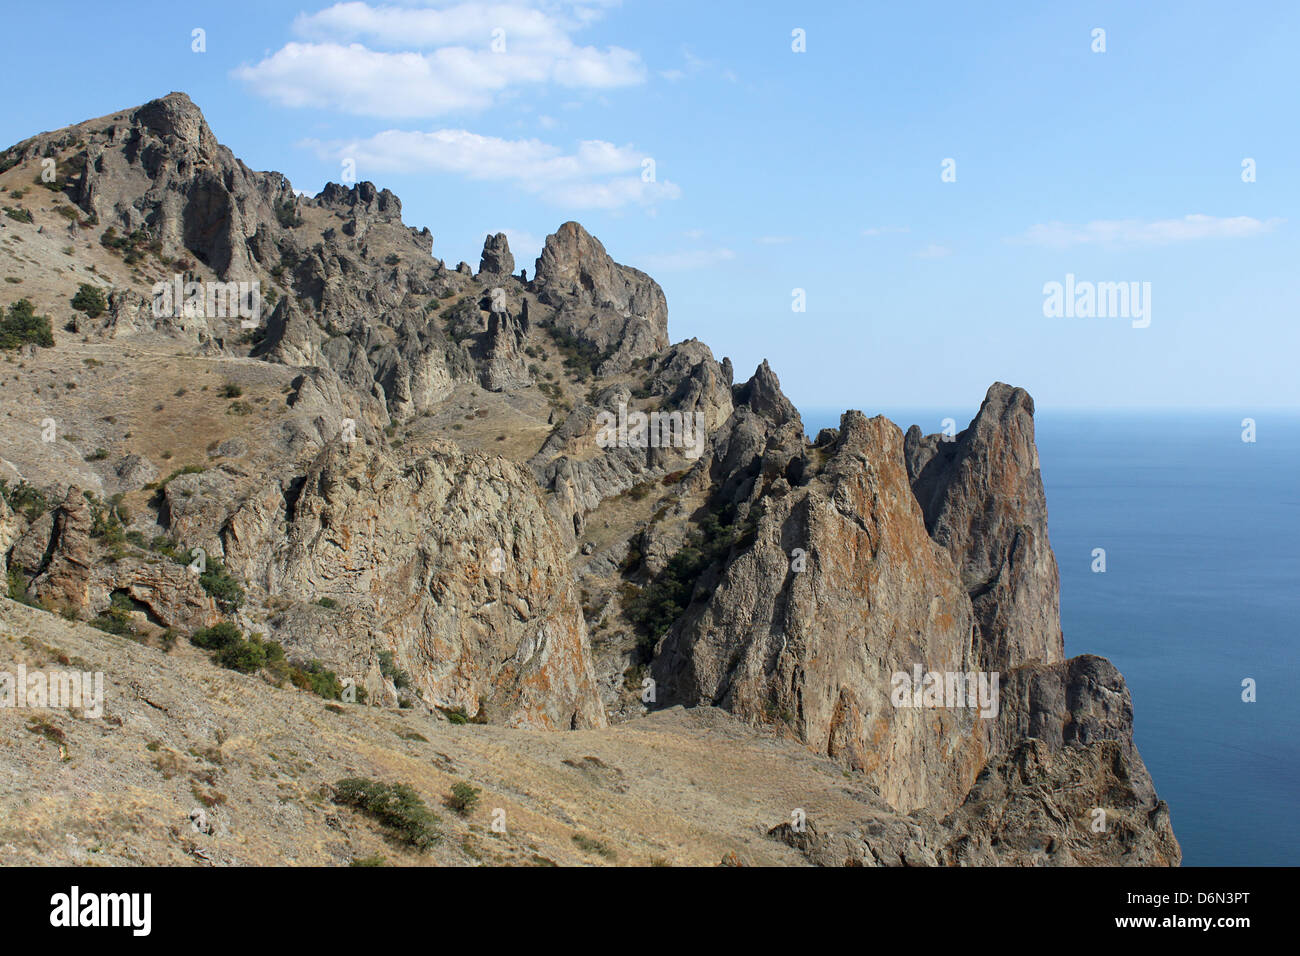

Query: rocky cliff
<box><xmin>0</xmin><ymin>93</ymin><xmax>1177</xmax><ymax>865</ymax></box>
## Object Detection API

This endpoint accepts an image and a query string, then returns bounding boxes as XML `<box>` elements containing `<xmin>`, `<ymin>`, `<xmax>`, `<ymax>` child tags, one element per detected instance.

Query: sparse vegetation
<box><xmin>624</xmin><ymin>501</ymin><xmax>759</xmax><ymax>655</ymax></box>
<box><xmin>6</xmin><ymin>567</ymin><xmax>38</xmax><ymax>607</ymax></box>
<box><xmin>274</xmin><ymin>199</ymin><xmax>302</xmax><ymax>229</ymax></box>
<box><xmin>0</xmin><ymin>299</ymin><xmax>54</xmax><ymax>349</ymax></box>
<box><xmin>0</xmin><ymin>479</ymin><xmax>51</xmax><ymax>521</ymax></box>
<box><xmin>71</xmin><ymin>283</ymin><xmax>107</xmax><ymax>318</ymax></box>
<box><xmin>333</xmin><ymin>778</ymin><xmax>441</xmax><ymax>850</ymax></box>
<box><xmin>191</xmin><ymin>621</ymin><xmax>342</xmax><ymax>697</ymax></box>
<box><xmin>99</xmin><ymin>226</ymin><xmax>151</xmax><ymax>264</ymax></box>
<box><xmin>571</xmin><ymin>833</ymin><xmax>617</xmax><ymax>860</ymax></box>
<box><xmin>197</xmin><ymin>555</ymin><xmax>245</xmax><ymax>613</ymax></box>
<box><xmin>445</xmin><ymin>781</ymin><xmax>481</xmax><ymax>816</ymax></box>
<box><xmin>89</xmin><ymin>592</ymin><xmax>137</xmax><ymax>637</ymax></box>
<box><xmin>377</xmin><ymin>650</ymin><xmax>411</xmax><ymax>689</ymax></box>
<box><xmin>543</xmin><ymin>323</ymin><xmax>609</xmax><ymax>381</ymax></box>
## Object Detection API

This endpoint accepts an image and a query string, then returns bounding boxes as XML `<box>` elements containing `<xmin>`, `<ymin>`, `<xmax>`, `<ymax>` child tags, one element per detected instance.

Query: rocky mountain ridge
<box><xmin>0</xmin><ymin>93</ymin><xmax>1178</xmax><ymax>865</ymax></box>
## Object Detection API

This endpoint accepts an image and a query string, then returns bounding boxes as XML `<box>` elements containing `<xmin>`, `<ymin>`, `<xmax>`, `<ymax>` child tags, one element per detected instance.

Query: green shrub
<box><xmin>99</xmin><ymin>226</ymin><xmax>149</xmax><ymax>260</ymax></box>
<box><xmin>288</xmin><ymin>660</ymin><xmax>343</xmax><ymax>699</ymax></box>
<box><xmin>571</xmin><ymin>833</ymin><xmax>617</xmax><ymax>860</ymax></box>
<box><xmin>198</xmin><ymin>555</ymin><xmax>245</xmax><ymax>613</ymax></box>
<box><xmin>190</xmin><ymin>621</ymin><xmax>243</xmax><ymax>651</ymax></box>
<box><xmin>6</xmin><ymin>568</ymin><xmax>38</xmax><ymax>607</ymax></box>
<box><xmin>314</xmin><ymin>596</ymin><xmax>338</xmax><ymax>609</ymax></box>
<box><xmin>88</xmin><ymin>498</ymin><xmax>125</xmax><ymax>545</ymax></box>
<box><xmin>216</xmin><ymin>637</ymin><xmax>267</xmax><ymax>673</ymax></box>
<box><xmin>0</xmin><ymin>479</ymin><xmax>50</xmax><ymax>521</ymax></box>
<box><xmin>377</xmin><ymin>650</ymin><xmax>411</xmax><ymax>689</ymax></box>
<box><xmin>440</xmin><ymin>706</ymin><xmax>469</xmax><ymax>725</ymax></box>
<box><xmin>89</xmin><ymin>593</ymin><xmax>136</xmax><ymax>636</ymax></box>
<box><xmin>192</xmin><ymin>623</ymin><xmax>279</xmax><ymax>676</ymax></box>
<box><xmin>625</xmin><ymin>502</ymin><xmax>758</xmax><ymax>649</ymax></box>
<box><xmin>0</xmin><ymin>299</ymin><xmax>53</xmax><ymax>349</ymax></box>
<box><xmin>71</xmin><ymin>283</ymin><xmax>107</xmax><ymax>318</ymax></box>
<box><xmin>274</xmin><ymin>200</ymin><xmax>302</xmax><ymax>229</ymax></box>
<box><xmin>445</xmin><ymin>781</ymin><xmax>481</xmax><ymax>816</ymax></box>
<box><xmin>333</xmin><ymin>778</ymin><xmax>440</xmax><ymax>850</ymax></box>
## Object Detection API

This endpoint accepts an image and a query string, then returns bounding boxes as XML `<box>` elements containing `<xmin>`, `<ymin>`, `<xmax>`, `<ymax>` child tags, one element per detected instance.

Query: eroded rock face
<box><xmin>533</xmin><ymin>221</ymin><xmax>669</xmax><ymax>373</ymax></box>
<box><xmin>270</xmin><ymin>438</ymin><xmax>606</xmax><ymax>730</ymax></box>
<box><xmin>0</xmin><ymin>496</ymin><xmax>18</xmax><ymax>579</ymax></box>
<box><xmin>29</xmin><ymin>488</ymin><xmax>93</xmax><ymax>611</ymax></box>
<box><xmin>77</xmin><ymin>93</ymin><xmax>296</xmax><ymax>281</ymax></box>
<box><xmin>91</xmin><ymin>560</ymin><xmax>219</xmax><ymax>631</ymax></box>
<box><xmin>771</xmin><ymin>655</ymin><xmax>1181</xmax><ymax>866</ymax></box>
<box><xmin>479</xmin><ymin>232</ymin><xmax>515</xmax><ymax>276</ymax></box>
<box><xmin>0</xmin><ymin>92</ymin><xmax>1179</xmax><ymax>861</ymax></box>
<box><xmin>479</xmin><ymin>290</ymin><xmax>532</xmax><ymax>392</ymax></box>
<box><xmin>905</xmin><ymin>383</ymin><xmax>1064</xmax><ymax>669</ymax></box>
<box><xmin>656</xmin><ymin>412</ymin><xmax>983</xmax><ymax>813</ymax></box>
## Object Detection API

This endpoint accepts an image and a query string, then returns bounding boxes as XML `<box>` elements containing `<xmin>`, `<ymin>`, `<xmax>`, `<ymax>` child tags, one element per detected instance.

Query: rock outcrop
<box><xmin>905</xmin><ymin>383</ymin><xmax>1063</xmax><ymax>669</ymax></box>
<box><xmin>0</xmin><ymin>92</ymin><xmax>1178</xmax><ymax>867</ymax></box>
<box><xmin>771</xmin><ymin>655</ymin><xmax>1180</xmax><ymax>866</ymax></box>
<box><xmin>269</xmin><ymin>437</ymin><xmax>605</xmax><ymax>730</ymax></box>
<box><xmin>27</xmin><ymin>488</ymin><xmax>93</xmax><ymax>611</ymax></box>
<box><xmin>655</xmin><ymin>410</ymin><xmax>983</xmax><ymax>813</ymax></box>
<box><xmin>479</xmin><ymin>232</ymin><xmax>515</xmax><ymax>276</ymax></box>
<box><xmin>533</xmin><ymin>221</ymin><xmax>669</xmax><ymax>374</ymax></box>
<box><xmin>478</xmin><ymin>289</ymin><xmax>532</xmax><ymax>392</ymax></box>
<box><xmin>0</xmin><ymin>496</ymin><xmax>17</xmax><ymax>579</ymax></box>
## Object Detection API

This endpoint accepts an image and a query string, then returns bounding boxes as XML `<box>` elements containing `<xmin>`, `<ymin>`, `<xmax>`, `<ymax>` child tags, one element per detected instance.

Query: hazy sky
<box><xmin>3</xmin><ymin>0</ymin><xmax>1296</xmax><ymax>412</ymax></box>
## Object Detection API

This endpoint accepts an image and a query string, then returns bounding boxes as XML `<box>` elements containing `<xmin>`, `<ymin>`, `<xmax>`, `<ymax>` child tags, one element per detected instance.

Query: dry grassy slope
<box><xmin>0</xmin><ymin>597</ymin><xmax>901</xmax><ymax>866</ymax></box>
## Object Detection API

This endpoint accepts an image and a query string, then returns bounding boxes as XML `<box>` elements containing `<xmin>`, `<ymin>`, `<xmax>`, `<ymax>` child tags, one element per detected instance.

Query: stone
<box><xmin>905</xmin><ymin>383</ymin><xmax>1063</xmax><ymax>669</ymax></box>
<box><xmin>478</xmin><ymin>232</ymin><xmax>514</xmax><ymax>276</ymax></box>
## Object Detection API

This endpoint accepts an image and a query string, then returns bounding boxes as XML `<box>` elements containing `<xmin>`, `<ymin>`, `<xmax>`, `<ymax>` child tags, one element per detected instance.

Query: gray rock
<box><xmin>905</xmin><ymin>383</ymin><xmax>1063</xmax><ymax>669</ymax></box>
<box><xmin>478</xmin><ymin>232</ymin><xmax>514</xmax><ymax>276</ymax></box>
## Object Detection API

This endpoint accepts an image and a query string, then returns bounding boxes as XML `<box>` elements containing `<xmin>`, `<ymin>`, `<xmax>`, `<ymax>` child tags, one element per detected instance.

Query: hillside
<box><xmin>0</xmin><ymin>93</ymin><xmax>1179</xmax><ymax>866</ymax></box>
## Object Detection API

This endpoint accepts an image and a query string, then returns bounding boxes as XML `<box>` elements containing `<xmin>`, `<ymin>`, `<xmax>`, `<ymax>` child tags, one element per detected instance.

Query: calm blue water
<box><xmin>803</xmin><ymin>407</ymin><xmax>1300</xmax><ymax>866</ymax></box>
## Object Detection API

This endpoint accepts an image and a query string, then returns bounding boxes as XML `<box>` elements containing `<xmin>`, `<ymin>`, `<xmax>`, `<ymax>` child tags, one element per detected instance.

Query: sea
<box><xmin>801</xmin><ymin>406</ymin><xmax>1300</xmax><ymax>867</ymax></box>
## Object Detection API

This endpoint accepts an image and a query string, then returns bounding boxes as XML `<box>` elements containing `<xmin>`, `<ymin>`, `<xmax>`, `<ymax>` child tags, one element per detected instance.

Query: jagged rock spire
<box><xmin>479</xmin><ymin>232</ymin><xmax>514</xmax><ymax>276</ymax></box>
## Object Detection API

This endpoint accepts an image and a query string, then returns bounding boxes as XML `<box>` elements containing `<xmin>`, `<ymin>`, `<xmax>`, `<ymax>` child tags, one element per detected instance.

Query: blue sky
<box><xmin>3</xmin><ymin>0</ymin><xmax>1297</xmax><ymax>411</ymax></box>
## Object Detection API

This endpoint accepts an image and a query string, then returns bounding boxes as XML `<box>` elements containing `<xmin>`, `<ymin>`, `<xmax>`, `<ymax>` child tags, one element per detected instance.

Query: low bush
<box><xmin>71</xmin><ymin>283</ymin><xmax>106</xmax><ymax>318</ymax></box>
<box><xmin>0</xmin><ymin>299</ymin><xmax>53</xmax><ymax>349</ymax></box>
<box><xmin>445</xmin><ymin>781</ymin><xmax>481</xmax><ymax>816</ymax></box>
<box><xmin>333</xmin><ymin>778</ymin><xmax>440</xmax><ymax>850</ymax></box>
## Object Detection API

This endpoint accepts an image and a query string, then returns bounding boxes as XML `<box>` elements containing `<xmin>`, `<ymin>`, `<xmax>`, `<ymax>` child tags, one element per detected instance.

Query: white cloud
<box><xmin>235</xmin><ymin>2</ymin><xmax>646</xmax><ymax>118</ymax></box>
<box><xmin>862</xmin><ymin>225</ymin><xmax>909</xmax><ymax>237</ymax></box>
<box><xmin>756</xmin><ymin>235</ymin><xmax>793</xmax><ymax>245</ymax></box>
<box><xmin>1018</xmin><ymin>215</ymin><xmax>1283</xmax><ymax>247</ymax></box>
<box><xmin>303</xmin><ymin>128</ymin><xmax>680</xmax><ymax>209</ymax></box>
<box><xmin>640</xmin><ymin>247</ymin><xmax>736</xmax><ymax>271</ymax></box>
<box><xmin>913</xmin><ymin>243</ymin><xmax>952</xmax><ymax>259</ymax></box>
